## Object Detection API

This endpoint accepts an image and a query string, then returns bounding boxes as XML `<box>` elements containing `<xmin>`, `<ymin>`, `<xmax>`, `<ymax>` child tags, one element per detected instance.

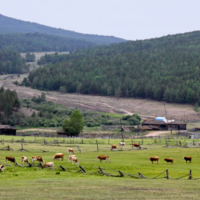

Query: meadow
<box><xmin>0</xmin><ymin>136</ymin><xmax>200</xmax><ymax>199</ymax></box>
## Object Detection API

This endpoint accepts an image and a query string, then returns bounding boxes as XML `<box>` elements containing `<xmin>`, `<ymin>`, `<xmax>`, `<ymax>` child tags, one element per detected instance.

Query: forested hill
<box><xmin>0</xmin><ymin>14</ymin><xmax>126</xmax><ymax>45</ymax></box>
<box><xmin>26</xmin><ymin>31</ymin><xmax>200</xmax><ymax>105</ymax></box>
<box><xmin>0</xmin><ymin>50</ymin><xmax>28</xmax><ymax>74</ymax></box>
<box><xmin>0</xmin><ymin>33</ymin><xmax>95</xmax><ymax>52</ymax></box>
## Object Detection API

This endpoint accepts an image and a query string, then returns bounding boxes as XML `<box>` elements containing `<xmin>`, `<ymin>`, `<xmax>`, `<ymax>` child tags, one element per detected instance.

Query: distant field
<box><xmin>0</xmin><ymin>136</ymin><xmax>200</xmax><ymax>199</ymax></box>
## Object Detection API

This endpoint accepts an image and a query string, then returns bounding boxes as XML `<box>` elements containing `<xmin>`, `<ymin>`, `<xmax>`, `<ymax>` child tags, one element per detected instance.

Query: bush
<box><xmin>132</xmin><ymin>114</ymin><xmax>141</xmax><ymax>121</ymax></box>
<box><xmin>122</xmin><ymin>115</ymin><xmax>132</xmax><ymax>120</ymax></box>
<box><xmin>127</xmin><ymin>117</ymin><xmax>140</xmax><ymax>125</ymax></box>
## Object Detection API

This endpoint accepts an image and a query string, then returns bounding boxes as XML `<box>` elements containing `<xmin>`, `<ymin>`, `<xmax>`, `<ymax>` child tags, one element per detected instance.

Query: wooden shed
<box><xmin>0</xmin><ymin>125</ymin><xmax>17</xmax><ymax>135</ymax></box>
<box><xmin>167</xmin><ymin>121</ymin><xmax>186</xmax><ymax>130</ymax></box>
<box><xmin>142</xmin><ymin>120</ymin><xmax>167</xmax><ymax>130</ymax></box>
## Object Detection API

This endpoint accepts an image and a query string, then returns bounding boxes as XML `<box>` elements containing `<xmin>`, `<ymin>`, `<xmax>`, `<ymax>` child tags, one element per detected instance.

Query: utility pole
<box><xmin>120</xmin><ymin>119</ymin><xmax>124</xmax><ymax>142</ymax></box>
<box><xmin>164</xmin><ymin>104</ymin><xmax>167</xmax><ymax>116</ymax></box>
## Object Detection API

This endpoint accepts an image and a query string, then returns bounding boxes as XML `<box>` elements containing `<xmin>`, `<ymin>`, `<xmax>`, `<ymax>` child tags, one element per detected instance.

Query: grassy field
<box><xmin>0</xmin><ymin>136</ymin><xmax>200</xmax><ymax>199</ymax></box>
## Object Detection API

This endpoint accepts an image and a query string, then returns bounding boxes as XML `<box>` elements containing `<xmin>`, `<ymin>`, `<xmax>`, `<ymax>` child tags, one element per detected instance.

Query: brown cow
<box><xmin>149</xmin><ymin>157</ymin><xmax>159</xmax><ymax>164</ymax></box>
<box><xmin>32</xmin><ymin>156</ymin><xmax>44</xmax><ymax>164</ymax></box>
<box><xmin>72</xmin><ymin>157</ymin><xmax>79</xmax><ymax>165</ymax></box>
<box><xmin>183</xmin><ymin>157</ymin><xmax>192</xmax><ymax>163</ymax></box>
<box><xmin>164</xmin><ymin>158</ymin><xmax>173</xmax><ymax>164</ymax></box>
<box><xmin>53</xmin><ymin>153</ymin><xmax>64</xmax><ymax>161</ymax></box>
<box><xmin>132</xmin><ymin>143</ymin><xmax>141</xmax><ymax>149</ymax></box>
<box><xmin>97</xmin><ymin>155</ymin><xmax>110</xmax><ymax>163</ymax></box>
<box><xmin>67</xmin><ymin>148</ymin><xmax>74</xmax><ymax>154</ymax></box>
<box><xmin>68</xmin><ymin>155</ymin><xmax>76</xmax><ymax>162</ymax></box>
<box><xmin>0</xmin><ymin>165</ymin><xmax>4</xmax><ymax>172</ymax></box>
<box><xmin>43</xmin><ymin>162</ymin><xmax>54</xmax><ymax>168</ymax></box>
<box><xmin>111</xmin><ymin>144</ymin><xmax>117</xmax><ymax>150</ymax></box>
<box><xmin>5</xmin><ymin>157</ymin><xmax>16</xmax><ymax>164</ymax></box>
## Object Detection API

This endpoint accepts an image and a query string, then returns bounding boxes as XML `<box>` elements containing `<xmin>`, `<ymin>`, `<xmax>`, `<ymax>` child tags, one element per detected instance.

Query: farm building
<box><xmin>142</xmin><ymin>120</ymin><xmax>186</xmax><ymax>130</ymax></box>
<box><xmin>0</xmin><ymin>125</ymin><xmax>16</xmax><ymax>135</ymax></box>
<box><xmin>142</xmin><ymin>120</ymin><xmax>167</xmax><ymax>130</ymax></box>
<box><xmin>167</xmin><ymin>121</ymin><xmax>186</xmax><ymax>130</ymax></box>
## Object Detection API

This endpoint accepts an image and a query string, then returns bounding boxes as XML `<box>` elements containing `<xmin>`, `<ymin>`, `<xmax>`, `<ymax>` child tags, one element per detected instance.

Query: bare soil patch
<box><xmin>146</xmin><ymin>131</ymin><xmax>171</xmax><ymax>137</ymax></box>
<box><xmin>17</xmin><ymin>128</ymin><xmax>57</xmax><ymax>133</ymax></box>
<box><xmin>19</xmin><ymin>107</ymin><xmax>39</xmax><ymax>117</ymax></box>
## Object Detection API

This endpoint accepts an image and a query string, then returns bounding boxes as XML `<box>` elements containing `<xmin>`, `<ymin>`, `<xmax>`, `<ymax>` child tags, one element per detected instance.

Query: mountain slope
<box><xmin>0</xmin><ymin>14</ymin><xmax>126</xmax><ymax>45</ymax></box>
<box><xmin>25</xmin><ymin>31</ymin><xmax>200</xmax><ymax>105</ymax></box>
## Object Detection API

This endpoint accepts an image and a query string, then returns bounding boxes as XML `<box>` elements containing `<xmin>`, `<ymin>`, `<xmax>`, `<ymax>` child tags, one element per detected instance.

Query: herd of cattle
<box><xmin>148</xmin><ymin>156</ymin><xmax>192</xmax><ymax>164</ymax></box>
<box><xmin>0</xmin><ymin>142</ymin><xmax>193</xmax><ymax>172</ymax></box>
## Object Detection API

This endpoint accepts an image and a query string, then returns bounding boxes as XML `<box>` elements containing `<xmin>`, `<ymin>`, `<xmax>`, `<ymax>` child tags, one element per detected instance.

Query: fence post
<box><xmin>96</xmin><ymin>140</ymin><xmax>99</xmax><ymax>151</ymax></box>
<box><xmin>189</xmin><ymin>170</ymin><xmax>192</xmax><ymax>179</ymax></box>
<box><xmin>166</xmin><ymin>169</ymin><xmax>169</xmax><ymax>179</ymax></box>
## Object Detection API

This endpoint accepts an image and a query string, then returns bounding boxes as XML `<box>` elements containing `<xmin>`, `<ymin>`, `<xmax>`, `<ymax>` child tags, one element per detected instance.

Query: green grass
<box><xmin>1</xmin><ymin>136</ymin><xmax>200</xmax><ymax>199</ymax></box>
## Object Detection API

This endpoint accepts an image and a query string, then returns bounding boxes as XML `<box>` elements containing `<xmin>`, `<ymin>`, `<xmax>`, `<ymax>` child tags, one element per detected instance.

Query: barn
<box><xmin>142</xmin><ymin>120</ymin><xmax>167</xmax><ymax>130</ymax></box>
<box><xmin>0</xmin><ymin>125</ymin><xmax>17</xmax><ymax>135</ymax></box>
<box><xmin>167</xmin><ymin>121</ymin><xmax>186</xmax><ymax>130</ymax></box>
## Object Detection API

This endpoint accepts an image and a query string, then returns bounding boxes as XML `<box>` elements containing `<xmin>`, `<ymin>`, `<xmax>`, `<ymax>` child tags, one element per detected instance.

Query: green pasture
<box><xmin>1</xmin><ymin>136</ymin><xmax>200</xmax><ymax>199</ymax></box>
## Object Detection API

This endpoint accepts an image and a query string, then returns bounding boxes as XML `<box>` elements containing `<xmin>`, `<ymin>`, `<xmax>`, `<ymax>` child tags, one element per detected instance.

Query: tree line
<box><xmin>0</xmin><ymin>33</ymin><xmax>96</xmax><ymax>53</ymax></box>
<box><xmin>0</xmin><ymin>49</ymin><xmax>29</xmax><ymax>74</ymax></box>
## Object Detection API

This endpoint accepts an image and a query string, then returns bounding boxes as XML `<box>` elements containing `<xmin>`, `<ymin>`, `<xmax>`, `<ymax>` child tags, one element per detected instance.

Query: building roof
<box><xmin>0</xmin><ymin>125</ymin><xmax>16</xmax><ymax>130</ymax></box>
<box><xmin>142</xmin><ymin>120</ymin><xmax>166</xmax><ymax>125</ymax></box>
<box><xmin>167</xmin><ymin>121</ymin><xmax>186</xmax><ymax>125</ymax></box>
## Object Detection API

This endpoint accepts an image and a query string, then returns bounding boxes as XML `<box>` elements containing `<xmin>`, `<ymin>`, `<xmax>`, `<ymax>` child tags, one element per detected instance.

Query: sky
<box><xmin>0</xmin><ymin>0</ymin><xmax>200</xmax><ymax>41</ymax></box>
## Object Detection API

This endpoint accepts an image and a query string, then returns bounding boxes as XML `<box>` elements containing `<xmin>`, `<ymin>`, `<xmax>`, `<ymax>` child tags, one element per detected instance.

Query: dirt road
<box><xmin>146</xmin><ymin>131</ymin><xmax>171</xmax><ymax>137</ymax></box>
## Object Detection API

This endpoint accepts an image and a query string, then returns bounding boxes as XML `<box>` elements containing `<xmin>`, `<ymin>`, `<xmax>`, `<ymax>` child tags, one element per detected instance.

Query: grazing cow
<box><xmin>132</xmin><ymin>143</ymin><xmax>141</xmax><ymax>149</ymax></box>
<box><xmin>67</xmin><ymin>148</ymin><xmax>74</xmax><ymax>154</ymax></box>
<box><xmin>149</xmin><ymin>157</ymin><xmax>159</xmax><ymax>164</ymax></box>
<box><xmin>68</xmin><ymin>155</ymin><xmax>76</xmax><ymax>162</ymax></box>
<box><xmin>183</xmin><ymin>157</ymin><xmax>192</xmax><ymax>163</ymax></box>
<box><xmin>119</xmin><ymin>142</ymin><xmax>125</xmax><ymax>150</ymax></box>
<box><xmin>5</xmin><ymin>157</ymin><xmax>16</xmax><ymax>164</ymax></box>
<box><xmin>164</xmin><ymin>158</ymin><xmax>173</xmax><ymax>164</ymax></box>
<box><xmin>32</xmin><ymin>156</ymin><xmax>44</xmax><ymax>164</ymax></box>
<box><xmin>53</xmin><ymin>153</ymin><xmax>64</xmax><ymax>161</ymax></box>
<box><xmin>72</xmin><ymin>157</ymin><xmax>79</xmax><ymax>166</ymax></box>
<box><xmin>111</xmin><ymin>144</ymin><xmax>117</xmax><ymax>150</ymax></box>
<box><xmin>21</xmin><ymin>156</ymin><xmax>29</xmax><ymax>165</ymax></box>
<box><xmin>119</xmin><ymin>142</ymin><xmax>125</xmax><ymax>147</ymax></box>
<box><xmin>43</xmin><ymin>162</ymin><xmax>54</xmax><ymax>168</ymax></box>
<box><xmin>0</xmin><ymin>165</ymin><xmax>4</xmax><ymax>172</ymax></box>
<box><xmin>96</xmin><ymin>155</ymin><xmax>110</xmax><ymax>163</ymax></box>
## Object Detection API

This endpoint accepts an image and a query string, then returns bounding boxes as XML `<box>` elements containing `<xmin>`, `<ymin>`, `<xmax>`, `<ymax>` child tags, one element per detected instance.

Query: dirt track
<box><xmin>146</xmin><ymin>131</ymin><xmax>171</xmax><ymax>137</ymax></box>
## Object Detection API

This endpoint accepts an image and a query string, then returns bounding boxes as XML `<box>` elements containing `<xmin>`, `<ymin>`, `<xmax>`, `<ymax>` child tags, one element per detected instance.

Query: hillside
<box><xmin>25</xmin><ymin>31</ymin><xmax>200</xmax><ymax>105</ymax></box>
<box><xmin>0</xmin><ymin>14</ymin><xmax>126</xmax><ymax>45</ymax></box>
<box><xmin>0</xmin><ymin>33</ymin><xmax>95</xmax><ymax>52</ymax></box>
